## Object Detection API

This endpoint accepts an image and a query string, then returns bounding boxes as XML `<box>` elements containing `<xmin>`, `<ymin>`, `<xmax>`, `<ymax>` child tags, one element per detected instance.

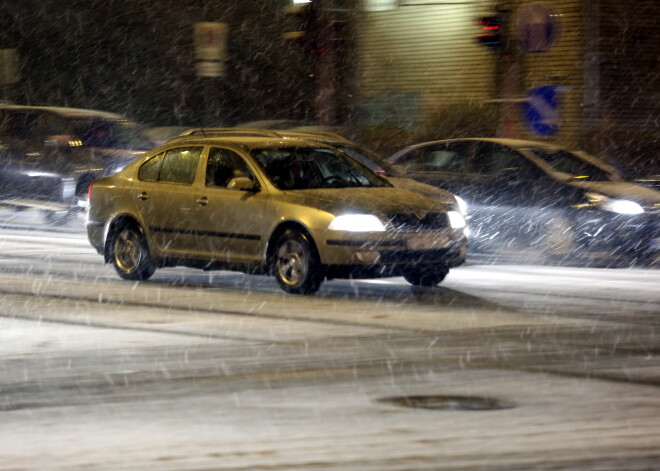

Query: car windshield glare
<box><xmin>529</xmin><ymin>147</ymin><xmax>612</xmax><ymax>181</ymax></box>
<box><xmin>334</xmin><ymin>144</ymin><xmax>399</xmax><ymax>176</ymax></box>
<box><xmin>252</xmin><ymin>146</ymin><xmax>391</xmax><ymax>190</ymax></box>
<box><xmin>71</xmin><ymin>118</ymin><xmax>154</xmax><ymax>150</ymax></box>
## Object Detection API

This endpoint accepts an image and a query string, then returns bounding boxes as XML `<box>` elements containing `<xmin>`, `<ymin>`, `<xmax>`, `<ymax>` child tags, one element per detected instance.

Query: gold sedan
<box><xmin>87</xmin><ymin>136</ymin><xmax>467</xmax><ymax>294</ymax></box>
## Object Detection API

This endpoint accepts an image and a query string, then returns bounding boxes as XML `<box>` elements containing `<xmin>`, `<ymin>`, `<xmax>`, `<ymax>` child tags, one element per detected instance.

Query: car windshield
<box><xmin>333</xmin><ymin>144</ymin><xmax>401</xmax><ymax>176</ymax></box>
<box><xmin>69</xmin><ymin>118</ymin><xmax>154</xmax><ymax>150</ymax></box>
<box><xmin>252</xmin><ymin>146</ymin><xmax>391</xmax><ymax>190</ymax></box>
<box><xmin>527</xmin><ymin>147</ymin><xmax>613</xmax><ymax>181</ymax></box>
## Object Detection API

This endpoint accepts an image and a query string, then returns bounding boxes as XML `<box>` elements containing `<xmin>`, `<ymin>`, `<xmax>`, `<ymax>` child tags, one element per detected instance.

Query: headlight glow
<box><xmin>586</xmin><ymin>192</ymin><xmax>644</xmax><ymax>215</ymax></box>
<box><xmin>447</xmin><ymin>210</ymin><xmax>466</xmax><ymax>229</ymax></box>
<box><xmin>607</xmin><ymin>199</ymin><xmax>644</xmax><ymax>215</ymax></box>
<box><xmin>328</xmin><ymin>214</ymin><xmax>386</xmax><ymax>232</ymax></box>
<box><xmin>454</xmin><ymin>195</ymin><xmax>468</xmax><ymax>215</ymax></box>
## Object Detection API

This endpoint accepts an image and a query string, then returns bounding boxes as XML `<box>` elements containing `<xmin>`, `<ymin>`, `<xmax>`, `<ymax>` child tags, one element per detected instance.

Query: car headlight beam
<box><xmin>453</xmin><ymin>195</ymin><xmax>468</xmax><ymax>215</ymax></box>
<box><xmin>328</xmin><ymin>214</ymin><xmax>386</xmax><ymax>232</ymax></box>
<box><xmin>447</xmin><ymin>210</ymin><xmax>467</xmax><ymax>229</ymax></box>
<box><xmin>586</xmin><ymin>192</ymin><xmax>644</xmax><ymax>215</ymax></box>
<box><xmin>607</xmin><ymin>199</ymin><xmax>644</xmax><ymax>215</ymax></box>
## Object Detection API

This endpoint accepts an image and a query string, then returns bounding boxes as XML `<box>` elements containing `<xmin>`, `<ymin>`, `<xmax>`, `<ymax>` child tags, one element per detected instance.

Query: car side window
<box><xmin>205</xmin><ymin>147</ymin><xmax>254</xmax><ymax>189</ymax></box>
<box><xmin>158</xmin><ymin>147</ymin><xmax>203</xmax><ymax>184</ymax></box>
<box><xmin>138</xmin><ymin>152</ymin><xmax>165</xmax><ymax>182</ymax></box>
<box><xmin>397</xmin><ymin>143</ymin><xmax>467</xmax><ymax>172</ymax></box>
<box><xmin>472</xmin><ymin>143</ymin><xmax>541</xmax><ymax>177</ymax></box>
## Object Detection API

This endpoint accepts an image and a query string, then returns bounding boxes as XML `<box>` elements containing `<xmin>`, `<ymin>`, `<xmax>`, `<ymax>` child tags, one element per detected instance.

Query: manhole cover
<box><xmin>377</xmin><ymin>395</ymin><xmax>514</xmax><ymax>411</ymax></box>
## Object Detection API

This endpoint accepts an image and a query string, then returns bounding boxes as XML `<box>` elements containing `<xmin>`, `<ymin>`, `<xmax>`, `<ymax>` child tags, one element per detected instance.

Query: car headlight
<box><xmin>607</xmin><ymin>199</ymin><xmax>644</xmax><ymax>215</ymax></box>
<box><xmin>328</xmin><ymin>214</ymin><xmax>386</xmax><ymax>232</ymax></box>
<box><xmin>447</xmin><ymin>210</ymin><xmax>467</xmax><ymax>229</ymax></box>
<box><xmin>453</xmin><ymin>195</ymin><xmax>468</xmax><ymax>215</ymax></box>
<box><xmin>586</xmin><ymin>192</ymin><xmax>644</xmax><ymax>215</ymax></box>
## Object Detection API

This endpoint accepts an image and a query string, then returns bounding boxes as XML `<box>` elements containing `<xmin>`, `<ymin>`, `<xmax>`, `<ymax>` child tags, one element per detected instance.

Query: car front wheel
<box><xmin>111</xmin><ymin>224</ymin><xmax>155</xmax><ymax>281</ymax></box>
<box><xmin>272</xmin><ymin>229</ymin><xmax>323</xmax><ymax>295</ymax></box>
<box><xmin>403</xmin><ymin>267</ymin><xmax>449</xmax><ymax>287</ymax></box>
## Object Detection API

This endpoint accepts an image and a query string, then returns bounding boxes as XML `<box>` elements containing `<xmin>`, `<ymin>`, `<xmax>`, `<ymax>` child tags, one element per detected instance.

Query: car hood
<box><xmin>385</xmin><ymin>176</ymin><xmax>457</xmax><ymax>205</ymax></box>
<box><xmin>281</xmin><ymin>186</ymin><xmax>453</xmax><ymax>217</ymax></box>
<box><xmin>566</xmin><ymin>179</ymin><xmax>660</xmax><ymax>206</ymax></box>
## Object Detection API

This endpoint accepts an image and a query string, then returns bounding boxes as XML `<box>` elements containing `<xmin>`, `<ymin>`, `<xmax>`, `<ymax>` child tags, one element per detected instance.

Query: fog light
<box><xmin>356</xmin><ymin>251</ymin><xmax>380</xmax><ymax>263</ymax></box>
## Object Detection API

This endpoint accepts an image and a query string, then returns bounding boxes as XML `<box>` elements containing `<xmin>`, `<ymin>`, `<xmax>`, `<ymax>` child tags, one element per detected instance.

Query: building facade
<box><xmin>355</xmin><ymin>0</ymin><xmax>659</xmax><ymax>175</ymax></box>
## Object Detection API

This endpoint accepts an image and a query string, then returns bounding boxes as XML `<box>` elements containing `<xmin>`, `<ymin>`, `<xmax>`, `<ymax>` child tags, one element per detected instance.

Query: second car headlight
<box><xmin>607</xmin><ymin>199</ymin><xmax>644</xmax><ymax>215</ymax></box>
<box><xmin>328</xmin><ymin>214</ymin><xmax>386</xmax><ymax>232</ymax></box>
<box><xmin>447</xmin><ymin>210</ymin><xmax>467</xmax><ymax>229</ymax></box>
<box><xmin>453</xmin><ymin>195</ymin><xmax>468</xmax><ymax>215</ymax></box>
<box><xmin>586</xmin><ymin>192</ymin><xmax>644</xmax><ymax>215</ymax></box>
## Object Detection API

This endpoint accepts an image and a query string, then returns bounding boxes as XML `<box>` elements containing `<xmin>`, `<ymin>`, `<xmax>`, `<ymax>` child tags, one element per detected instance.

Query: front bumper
<box><xmin>317</xmin><ymin>228</ymin><xmax>468</xmax><ymax>278</ymax></box>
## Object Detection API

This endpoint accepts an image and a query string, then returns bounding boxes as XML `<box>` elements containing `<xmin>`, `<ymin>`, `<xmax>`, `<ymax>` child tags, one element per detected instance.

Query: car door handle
<box><xmin>197</xmin><ymin>197</ymin><xmax>208</xmax><ymax>206</ymax></box>
<box><xmin>137</xmin><ymin>192</ymin><xmax>149</xmax><ymax>201</ymax></box>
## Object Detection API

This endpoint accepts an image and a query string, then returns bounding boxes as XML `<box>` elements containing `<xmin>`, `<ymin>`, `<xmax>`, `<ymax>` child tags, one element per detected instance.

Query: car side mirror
<box><xmin>227</xmin><ymin>176</ymin><xmax>258</xmax><ymax>192</ymax></box>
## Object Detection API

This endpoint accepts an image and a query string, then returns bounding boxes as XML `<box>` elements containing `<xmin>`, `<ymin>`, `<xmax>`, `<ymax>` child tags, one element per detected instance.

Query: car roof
<box><xmin>165</xmin><ymin>127</ymin><xmax>351</xmax><ymax>145</ymax></box>
<box><xmin>0</xmin><ymin>104</ymin><xmax>126</xmax><ymax>120</ymax></box>
<box><xmin>393</xmin><ymin>137</ymin><xmax>574</xmax><ymax>155</ymax></box>
<box><xmin>159</xmin><ymin>134</ymin><xmax>337</xmax><ymax>150</ymax></box>
<box><xmin>168</xmin><ymin>127</ymin><xmax>347</xmax><ymax>141</ymax></box>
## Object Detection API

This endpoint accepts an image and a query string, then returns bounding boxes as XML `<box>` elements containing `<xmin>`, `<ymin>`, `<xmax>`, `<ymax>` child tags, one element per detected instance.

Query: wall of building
<box><xmin>356</xmin><ymin>1</ymin><xmax>495</xmax><ymax>133</ymax></box>
<box><xmin>356</xmin><ymin>0</ymin><xmax>586</xmax><ymax>149</ymax></box>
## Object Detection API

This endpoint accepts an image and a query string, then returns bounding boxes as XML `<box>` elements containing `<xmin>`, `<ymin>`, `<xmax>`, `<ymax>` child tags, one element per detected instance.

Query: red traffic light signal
<box><xmin>476</xmin><ymin>15</ymin><xmax>505</xmax><ymax>52</ymax></box>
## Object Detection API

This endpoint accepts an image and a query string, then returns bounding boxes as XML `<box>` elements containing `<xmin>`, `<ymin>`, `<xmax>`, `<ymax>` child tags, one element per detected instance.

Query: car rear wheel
<box><xmin>111</xmin><ymin>224</ymin><xmax>155</xmax><ymax>281</ymax></box>
<box><xmin>272</xmin><ymin>229</ymin><xmax>323</xmax><ymax>294</ymax></box>
<box><xmin>403</xmin><ymin>267</ymin><xmax>449</xmax><ymax>287</ymax></box>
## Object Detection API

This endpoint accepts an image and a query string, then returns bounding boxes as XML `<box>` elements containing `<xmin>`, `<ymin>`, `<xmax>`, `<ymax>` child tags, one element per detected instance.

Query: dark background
<box><xmin>0</xmin><ymin>0</ymin><xmax>344</xmax><ymax>127</ymax></box>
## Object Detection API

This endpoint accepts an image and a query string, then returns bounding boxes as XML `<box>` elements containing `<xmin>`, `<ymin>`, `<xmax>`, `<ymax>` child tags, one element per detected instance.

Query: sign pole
<box><xmin>314</xmin><ymin>0</ymin><xmax>336</xmax><ymax>126</ymax></box>
<box><xmin>194</xmin><ymin>22</ymin><xmax>228</xmax><ymax>126</ymax></box>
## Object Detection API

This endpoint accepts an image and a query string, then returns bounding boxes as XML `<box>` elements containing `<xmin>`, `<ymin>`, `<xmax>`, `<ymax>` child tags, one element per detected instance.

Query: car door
<box><xmin>193</xmin><ymin>147</ymin><xmax>268</xmax><ymax>263</ymax></box>
<box><xmin>466</xmin><ymin>142</ymin><xmax>554</xmax><ymax>248</ymax></box>
<box><xmin>133</xmin><ymin>146</ymin><xmax>203</xmax><ymax>257</ymax></box>
<box><xmin>395</xmin><ymin>140</ymin><xmax>474</xmax><ymax>192</ymax></box>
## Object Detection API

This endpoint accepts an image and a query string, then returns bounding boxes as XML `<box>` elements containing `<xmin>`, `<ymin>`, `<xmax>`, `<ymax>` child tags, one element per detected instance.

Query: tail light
<box><xmin>87</xmin><ymin>180</ymin><xmax>96</xmax><ymax>202</ymax></box>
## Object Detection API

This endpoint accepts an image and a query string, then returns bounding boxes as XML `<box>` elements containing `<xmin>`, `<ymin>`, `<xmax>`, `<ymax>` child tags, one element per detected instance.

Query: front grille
<box><xmin>388</xmin><ymin>212</ymin><xmax>449</xmax><ymax>230</ymax></box>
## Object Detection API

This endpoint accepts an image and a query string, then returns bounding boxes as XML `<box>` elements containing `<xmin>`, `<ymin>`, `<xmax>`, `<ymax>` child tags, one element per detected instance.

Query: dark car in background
<box><xmin>389</xmin><ymin>138</ymin><xmax>660</xmax><ymax>266</ymax></box>
<box><xmin>0</xmin><ymin>104</ymin><xmax>155</xmax><ymax>222</ymax></box>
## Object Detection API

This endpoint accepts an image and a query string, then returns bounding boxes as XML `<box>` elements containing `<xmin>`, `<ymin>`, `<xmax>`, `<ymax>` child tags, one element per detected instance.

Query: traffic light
<box><xmin>476</xmin><ymin>14</ymin><xmax>506</xmax><ymax>52</ymax></box>
<box><xmin>282</xmin><ymin>2</ymin><xmax>319</xmax><ymax>52</ymax></box>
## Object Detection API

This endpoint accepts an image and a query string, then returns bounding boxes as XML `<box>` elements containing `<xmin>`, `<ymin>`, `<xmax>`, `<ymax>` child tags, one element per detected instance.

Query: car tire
<box><xmin>403</xmin><ymin>267</ymin><xmax>449</xmax><ymax>287</ymax></box>
<box><xmin>111</xmin><ymin>224</ymin><xmax>156</xmax><ymax>281</ymax></box>
<box><xmin>272</xmin><ymin>229</ymin><xmax>323</xmax><ymax>295</ymax></box>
